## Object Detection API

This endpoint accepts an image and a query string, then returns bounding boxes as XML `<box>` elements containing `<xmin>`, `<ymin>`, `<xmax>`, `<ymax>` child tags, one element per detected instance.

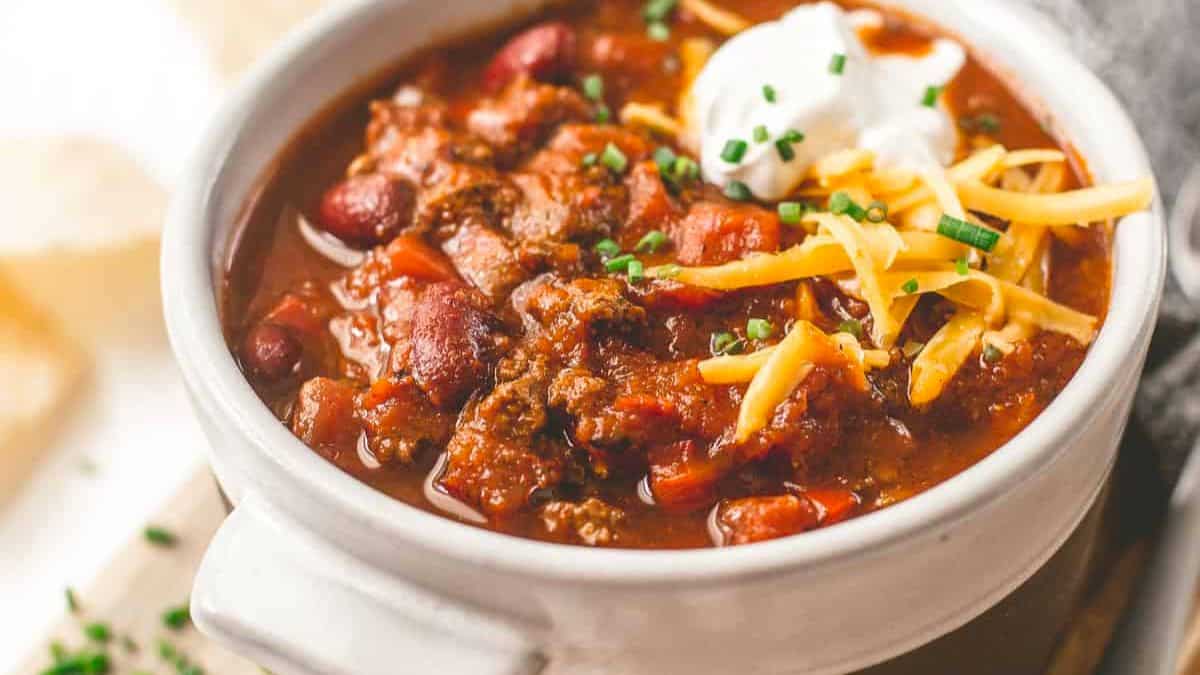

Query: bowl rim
<box><xmin>162</xmin><ymin>0</ymin><xmax>1166</xmax><ymax>585</ymax></box>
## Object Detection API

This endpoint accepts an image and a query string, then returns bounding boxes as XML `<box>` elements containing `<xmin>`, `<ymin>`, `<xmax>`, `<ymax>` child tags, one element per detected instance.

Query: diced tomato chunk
<box><xmin>264</xmin><ymin>293</ymin><xmax>326</xmax><ymax>337</ymax></box>
<box><xmin>621</xmin><ymin>161</ymin><xmax>680</xmax><ymax>249</ymax></box>
<box><xmin>630</xmin><ymin>280</ymin><xmax>724</xmax><ymax>310</ymax></box>
<box><xmin>674</xmin><ymin>201</ymin><xmax>780</xmax><ymax>266</ymax></box>
<box><xmin>613</xmin><ymin>394</ymin><xmax>678</xmax><ymax>418</ymax></box>
<box><xmin>717</xmin><ymin>495</ymin><xmax>820</xmax><ymax>545</ymax></box>
<box><xmin>647</xmin><ymin>441</ymin><xmax>725</xmax><ymax>513</ymax></box>
<box><xmin>380</xmin><ymin>234</ymin><xmax>461</xmax><ymax>283</ymax></box>
<box><xmin>803</xmin><ymin>488</ymin><xmax>861</xmax><ymax>526</ymax></box>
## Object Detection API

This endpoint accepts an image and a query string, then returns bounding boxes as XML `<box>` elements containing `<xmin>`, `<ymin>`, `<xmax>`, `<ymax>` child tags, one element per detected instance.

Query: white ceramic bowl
<box><xmin>162</xmin><ymin>1</ymin><xmax>1165</xmax><ymax>673</ymax></box>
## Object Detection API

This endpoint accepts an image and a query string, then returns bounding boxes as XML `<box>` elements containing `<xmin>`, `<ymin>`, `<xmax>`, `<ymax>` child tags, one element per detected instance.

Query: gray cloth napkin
<box><xmin>1021</xmin><ymin>0</ymin><xmax>1200</xmax><ymax>489</ymax></box>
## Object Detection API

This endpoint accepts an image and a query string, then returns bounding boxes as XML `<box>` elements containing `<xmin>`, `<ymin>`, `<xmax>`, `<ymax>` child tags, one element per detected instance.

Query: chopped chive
<box><xmin>163</xmin><ymin>604</ymin><xmax>191</xmax><ymax>630</ymax></box>
<box><xmin>642</xmin><ymin>0</ymin><xmax>677</xmax><ymax>22</ymax></box>
<box><xmin>829</xmin><ymin>191</ymin><xmax>868</xmax><ymax>221</ymax></box>
<box><xmin>582</xmin><ymin>73</ymin><xmax>604</xmax><ymax>102</ymax></box>
<box><xmin>158</xmin><ymin>640</ymin><xmax>177</xmax><ymax>661</ymax></box>
<box><xmin>672</xmin><ymin>156</ymin><xmax>700</xmax><ymax>181</ymax></box>
<box><xmin>65</xmin><ymin>588</ymin><xmax>79</xmax><ymax>614</ymax></box>
<box><xmin>604</xmin><ymin>254</ymin><xmax>637</xmax><ymax>272</ymax></box>
<box><xmin>982</xmin><ymin>343</ymin><xmax>1003</xmax><ymax>364</ymax></box>
<box><xmin>50</xmin><ymin>641</ymin><xmax>67</xmax><ymax>662</ymax></box>
<box><xmin>647</xmin><ymin>21</ymin><xmax>670</xmax><ymax>41</ymax></box>
<box><xmin>724</xmin><ymin>181</ymin><xmax>752</xmax><ymax>202</ymax></box>
<box><xmin>837</xmin><ymin>319</ymin><xmax>863</xmax><ymax>339</ymax></box>
<box><xmin>752</xmin><ymin>125</ymin><xmax>769</xmax><ymax>143</ymax></box>
<box><xmin>656</xmin><ymin>264</ymin><xmax>682</xmax><ymax>279</ymax></box>
<box><xmin>600</xmin><ymin>142</ymin><xmax>628</xmax><ymax>173</ymax></box>
<box><xmin>747</xmin><ymin>318</ymin><xmax>774</xmax><ymax>340</ymax></box>
<box><xmin>653</xmin><ymin>146</ymin><xmax>677</xmax><ymax>175</ymax></box>
<box><xmin>782</xmin><ymin>129</ymin><xmax>805</xmax><ymax>143</ymax></box>
<box><xmin>902</xmin><ymin>340</ymin><xmax>926</xmax><ymax>358</ymax></box>
<box><xmin>594</xmin><ymin>104</ymin><xmax>611</xmax><ymax>124</ymax></box>
<box><xmin>88</xmin><ymin>653</ymin><xmax>111</xmax><ymax>674</ymax></box>
<box><xmin>720</xmin><ymin>139</ymin><xmax>749</xmax><ymax>163</ymax></box>
<box><xmin>778</xmin><ymin>201</ymin><xmax>804</xmax><ymax>224</ymax></box>
<box><xmin>627</xmin><ymin>260</ymin><xmax>645</xmax><ymax>283</ymax></box>
<box><xmin>710</xmin><ymin>331</ymin><xmax>745</xmax><ymax>356</ymax></box>
<box><xmin>158</xmin><ymin>638</ymin><xmax>202</xmax><ymax>675</ymax></box>
<box><xmin>144</xmin><ymin>525</ymin><xmax>177</xmax><ymax>547</ymax></box>
<box><xmin>865</xmin><ymin>200</ymin><xmax>889</xmax><ymax>223</ymax></box>
<box><xmin>774</xmin><ymin>138</ymin><xmax>796</xmax><ymax>162</ymax></box>
<box><xmin>938</xmin><ymin>214</ymin><xmax>1000</xmax><ymax>252</ymax></box>
<box><xmin>594</xmin><ymin>238</ymin><xmax>620</xmax><ymax>258</ymax></box>
<box><xmin>581</xmin><ymin>152</ymin><xmax>598</xmax><ymax>168</ymax></box>
<box><xmin>43</xmin><ymin>652</ymin><xmax>110</xmax><ymax>675</ymax></box>
<box><xmin>955</xmin><ymin>257</ymin><xmax>970</xmax><ymax>276</ymax></box>
<box><xmin>901</xmin><ymin>278</ymin><xmax>919</xmax><ymax>295</ymax></box>
<box><xmin>921</xmin><ymin>85</ymin><xmax>943</xmax><ymax>108</ymax></box>
<box><xmin>635</xmin><ymin>230</ymin><xmax>669</xmax><ymax>254</ymax></box>
<box><xmin>84</xmin><ymin>622</ymin><xmax>112</xmax><ymax>643</ymax></box>
<box><xmin>829</xmin><ymin>53</ymin><xmax>847</xmax><ymax>75</ymax></box>
<box><xmin>762</xmin><ymin>84</ymin><xmax>777</xmax><ymax>103</ymax></box>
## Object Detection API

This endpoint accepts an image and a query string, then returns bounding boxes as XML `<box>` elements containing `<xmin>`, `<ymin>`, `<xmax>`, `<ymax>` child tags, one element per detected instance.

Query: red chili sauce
<box><xmin>221</xmin><ymin>0</ymin><xmax>1110</xmax><ymax>549</ymax></box>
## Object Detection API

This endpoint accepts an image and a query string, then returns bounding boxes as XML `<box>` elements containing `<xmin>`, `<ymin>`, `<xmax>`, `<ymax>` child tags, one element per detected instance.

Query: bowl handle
<box><xmin>191</xmin><ymin>492</ymin><xmax>544</xmax><ymax>675</ymax></box>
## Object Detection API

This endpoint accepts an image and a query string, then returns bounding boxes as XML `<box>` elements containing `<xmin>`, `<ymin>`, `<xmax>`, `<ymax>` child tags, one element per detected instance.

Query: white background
<box><xmin>0</xmin><ymin>0</ymin><xmax>222</xmax><ymax>670</ymax></box>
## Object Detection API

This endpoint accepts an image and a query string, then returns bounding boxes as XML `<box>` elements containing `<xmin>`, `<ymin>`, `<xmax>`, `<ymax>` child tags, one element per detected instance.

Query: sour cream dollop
<box><xmin>689</xmin><ymin>2</ymin><xmax>967</xmax><ymax>200</ymax></box>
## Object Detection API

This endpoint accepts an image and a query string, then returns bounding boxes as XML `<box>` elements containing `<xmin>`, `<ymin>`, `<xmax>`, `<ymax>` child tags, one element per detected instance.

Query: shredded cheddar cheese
<box><xmin>957</xmin><ymin>178</ymin><xmax>1154</xmax><ymax>226</ymax></box>
<box><xmin>620</xmin><ymin>102</ymin><xmax>684</xmax><ymax>138</ymax></box>
<box><xmin>671</xmin><ymin>144</ymin><xmax>1150</xmax><ymax>438</ymax></box>
<box><xmin>733</xmin><ymin>321</ymin><xmax>863</xmax><ymax>442</ymax></box>
<box><xmin>910</xmin><ymin>311</ymin><xmax>987</xmax><ymax>405</ymax></box>
<box><xmin>680</xmin><ymin>0</ymin><xmax>752</xmax><ymax>36</ymax></box>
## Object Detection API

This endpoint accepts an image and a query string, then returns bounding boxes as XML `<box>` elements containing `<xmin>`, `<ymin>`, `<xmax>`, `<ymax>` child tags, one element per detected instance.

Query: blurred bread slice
<box><xmin>0</xmin><ymin>136</ymin><xmax>163</xmax><ymax>499</ymax></box>
<box><xmin>0</xmin><ymin>137</ymin><xmax>166</xmax><ymax>349</ymax></box>
<box><xmin>0</xmin><ymin>137</ymin><xmax>162</xmax><ymax>256</ymax></box>
<box><xmin>0</xmin><ymin>271</ymin><xmax>86</xmax><ymax>502</ymax></box>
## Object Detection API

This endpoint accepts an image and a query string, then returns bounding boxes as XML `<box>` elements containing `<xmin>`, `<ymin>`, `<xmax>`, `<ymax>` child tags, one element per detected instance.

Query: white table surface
<box><xmin>0</xmin><ymin>0</ymin><xmax>222</xmax><ymax>670</ymax></box>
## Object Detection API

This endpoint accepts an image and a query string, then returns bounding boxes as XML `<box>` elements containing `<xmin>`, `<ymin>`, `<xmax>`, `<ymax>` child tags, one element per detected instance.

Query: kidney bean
<box><xmin>410</xmin><ymin>283</ymin><xmax>506</xmax><ymax>409</ymax></box>
<box><xmin>242</xmin><ymin>322</ymin><xmax>302</xmax><ymax>381</ymax></box>
<box><xmin>317</xmin><ymin>173</ymin><xmax>415</xmax><ymax>246</ymax></box>
<box><xmin>482</xmin><ymin>22</ymin><xmax>577</xmax><ymax>92</ymax></box>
